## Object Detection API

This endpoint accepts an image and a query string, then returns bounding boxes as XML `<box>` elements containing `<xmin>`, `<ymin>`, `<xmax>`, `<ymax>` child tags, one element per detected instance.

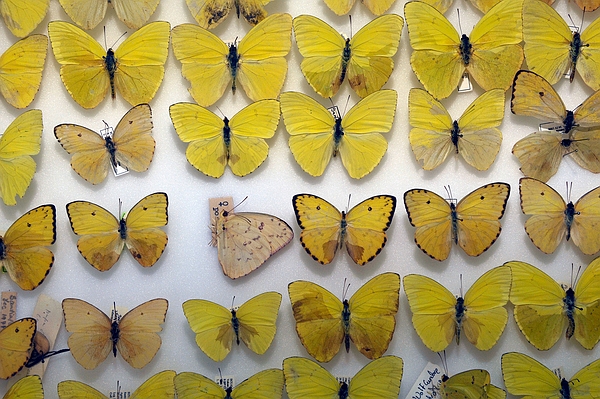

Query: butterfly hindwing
<box><xmin>0</xmin><ymin>318</ymin><xmax>36</xmax><ymax>379</ymax></box>
<box><xmin>185</xmin><ymin>0</ymin><xmax>275</xmax><ymax>29</ymax></box>
<box><xmin>59</xmin><ymin>0</ymin><xmax>160</xmax><ymax>30</ymax></box>
<box><xmin>0</xmin><ymin>0</ymin><xmax>48</xmax><ymax>37</ymax></box>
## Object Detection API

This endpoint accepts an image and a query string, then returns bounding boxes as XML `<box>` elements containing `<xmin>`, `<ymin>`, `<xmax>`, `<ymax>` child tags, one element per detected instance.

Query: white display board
<box><xmin>0</xmin><ymin>0</ymin><xmax>598</xmax><ymax>397</ymax></box>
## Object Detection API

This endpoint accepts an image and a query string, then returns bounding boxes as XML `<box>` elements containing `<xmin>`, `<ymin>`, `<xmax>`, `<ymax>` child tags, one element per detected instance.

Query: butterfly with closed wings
<box><xmin>281</xmin><ymin>90</ymin><xmax>397</xmax><ymax>179</ymax></box>
<box><xmin>66</xmin><ymin>192</ymin><xmax>168</xmax><ymax>272</ymax></box>
<box><xmin>185</xmin><ymin>0</ymin><xmax>277</xmax><ymax>29</ymax></box>
<box><xmin>58</xmin><ymin>0</ymin><xmax>160</xmax><ymax>30</ymax></box>
<box><xmin>171</xmin><ymin>13</ymin><xmax>292</xmax><ymax>107</ymax></box>
<box><xmin>404</xmin><ymin>265</ymin><xmax>511</xmax><ymax>352</ymax></box>
<box><xmin>519</xmin><ymin>177</ymin><xmax>600</xmax><ymax>255</ymax></box>
<box><xmin>288</xmin><ymin>272</ymin><xmax>400</xmax><ymax>363</ymax></box>
<box><xmin>405</xmin><ymin>0</ymin><xmax>523</xmax><ymax>99</ymax></box>
<box><xmin>404</xmin><ymin>183</ymin><xmax>510</xmax><ymax>261</ymax></box>
<box><xmin>283</xmin><ymin>356</ymin><xmax>403</xmax><ymax>399</ymax></box>
<box><xmin>170</xmin><ymin>100</ymin><xmax>279</xmax><ymax>178</ymax></box>
<box><xmin>511</xmin><ymin>70</ymin><xmax>600</xmax><ymax>182</ymax></box>
<box><xmin>292</xmin><ymin>194</ymin><xmax>396</xmax><ymax>265</ymax></box>
<box><xmin>182</xmin><ymin>292</ymin><xmax>281</xmax><ymax>361</ymax></box>
<box><xmin>293</xmin><ymin>14</ymin><xmax>403</xmax><ymax>98</ymax></box>
<box><xmin>175</xmin><ymin>369</ymin><xmax>284</xmax><ymax>399</ymax></box>
<box><xmin>48</xmin><ymin>21</ymin><xmax>170</xmax><ymax>109</ymax></box>
<box><xmin>58</xmin><ymin>370</ymin><xmax>176</xmax><ymax>399</ymax></box>
<box><xmin>508</xmin><ymin>260</ymin><xmax>600</xmax><ymax>350</ymax></box>
<box><xmin>55</xmin><ymin>104</ymin><xmax>155</xmax><ymax>185</ymax></box>
<box><xmin>62</xmin><ymin>298</ymin><xmax>168</xmax><ymax>369</ymax></box>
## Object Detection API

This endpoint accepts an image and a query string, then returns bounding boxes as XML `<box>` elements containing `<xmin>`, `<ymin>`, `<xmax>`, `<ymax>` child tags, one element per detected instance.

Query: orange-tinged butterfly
<box><xmin>62</xmin><ymin>298</ymin><xmax>168</xmax><ymax>369</ymax></box>
<box><xmin>55</xmin><ymin>104</ymin><xmax>155</xmax><ymax>184</ymax></box>
<box><xmin>66</xmin><ymin>192</ymin><xmax>168</xmax><ymax>271</ymax></box>
<box><xmin>0</xmin><ymin>318</ymin><xmax>36</xmax><ymax>379</ymax></box>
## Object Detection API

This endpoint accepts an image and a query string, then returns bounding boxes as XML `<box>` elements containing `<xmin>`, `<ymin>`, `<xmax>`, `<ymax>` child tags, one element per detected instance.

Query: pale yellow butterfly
<box><xmin>58</xmin><ymin>0</ymin><xmax>161</xmax><ymax>30</ymax></box>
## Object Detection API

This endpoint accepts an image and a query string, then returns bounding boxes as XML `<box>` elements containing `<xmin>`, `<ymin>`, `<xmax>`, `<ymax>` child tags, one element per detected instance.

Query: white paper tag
<box><xmin>336</xmin><ymin>376</ymin><xmax>351</xmax><ymax>385</ymax></box>
<box><xmin>0</xmin><ymin>291</ymin><xmax>16</xmax><ymax>327</ymax></box>
<box><xmin>215</xmin><ymin>376</ymin><xmax>234</xmax><ymax>389</ymax></box>
<box><xmin>539</xmin><ymin>121</ymin><xmax>566</xmax><ymax>132</ymax></box>
<box><xmin>109</xmin><ymin>381</ymin><xmax>131</xmax><ymax>399</ymax></box>
<box><xmin>404</xmin><ymin>362</ymin><xmax>443</xmax><ymax>399</ymax></box>
<box><xmin>28</xmin><ymin>294</ymin><xmax>63</xmax><ymax>377</ymax></box>
<box><xmin>100</xmin><ymin>125</ymin><xmax>129</xmax><ymax>177</ymax></box>
<box><xmin>327</xmin><ymin>105</ymin><xmax>341</xmax><ymax>119</ymax></box>
<box><xmin>457</xmin><ymin>72</ymin><xmax>472</xmax><ymax>93</ymax></box>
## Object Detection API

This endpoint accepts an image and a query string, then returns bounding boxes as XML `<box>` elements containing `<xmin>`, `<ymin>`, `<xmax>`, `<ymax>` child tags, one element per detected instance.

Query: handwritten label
<box><xmin>28</xmin><ymin>294</ymin><xmax>62</xmax><ymax>377</ymax></box>
<box><xmin>209</xmin><ymin>197</ymin><xmax>234</xmax><ymax>236</ymax></box>
<box><xmin>405</xmin><ymin>362</ymin><xmax>443</xmax><ymax>399</ymax></box>
<box><xmin>0</xmin><ymin>291</ymin><xmax>16</xmax><ymax>328</ymax></box>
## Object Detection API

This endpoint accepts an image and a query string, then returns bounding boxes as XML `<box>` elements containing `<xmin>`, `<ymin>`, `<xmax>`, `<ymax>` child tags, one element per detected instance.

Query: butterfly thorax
<box><xmin>333</xmin><ymin>118</ymin><xmax>344</xmax><ymax>156</ymax></box>
<box><xmin>564</xmin><ymin>202</ymin><xmax>576</xmax><ymax>241</ymax></box>
<box><xmin>104</xmin><ymin>136</ymin><xmax>118</xmax><ymax>168</ymax></box>
<box><xmin>342</xmin><ymin>299</ymin><xmax>351</xmax><ymax>352</ymax></box>
<box><xmin>563</xmin><ymin>287</ymin><xmax>576</xmax><ymax>340</ymax></box>
<box><xmin>451</xmin><ymin>121</ymin><xmax>462</xmax><ymax>152</ymax></box>
<box><xmin>459</xmin><ymin>35</ymin><xmax>473</xmax><ymax>65</ymax></box>
<box><xmin>225</xmin><ymin>387</ymin><xmax>233</xmax><ymax>399</ymax></box>
<box><xmin>455</xmin><ymin>296</ymin><xmax>465</xmax><ymax>344</ymax></box>
<box><xmin>227</xmin><ymin>45</ymin><xmax>240</xmax><ymax>93</ymax></box>
<box><xmin>0</xmin><ymin>238</ymin><xmax>6</xmax><ymax>260</ymax></box>
<box><xmin>563</xmin><ymin>110</ymin><xmax>576</xmax><ymax>134</ymax></box>
<box><xmin>338</xmin><ymin>381</ymin><xmax>349</xmax><ymax>399</ymax></box>
<box><xmin>110</xmin><ymin>320</ymin><xmax>120</xmax><ymax>357</ymax></box>
<box><xmin>560</xmin><ymin>377</ymin><xmax>571</xmax><ymax>399</ymax></box>
<box><xmin>570</xmin><ymin>32</ymin><xmax>584</xmax><ymax>82</ymax></box>
<box><xmin>231</xmin><ymin>308</ymin><xmax>241</xmax><ymax>345</ymax></box>
<box><xmin>104</xmin><ymin>49</ymin><xmax>117</xmax><ymax>99</ymax></box>
<box><xmin>450</xmin><ymin>202</ymin><xmax>459</xmax><ymax>244</ymax></box>
<box><xmin>119</xmin><ymin>218</ymin><xmax>127</xmax><ymax>240</ymax></box>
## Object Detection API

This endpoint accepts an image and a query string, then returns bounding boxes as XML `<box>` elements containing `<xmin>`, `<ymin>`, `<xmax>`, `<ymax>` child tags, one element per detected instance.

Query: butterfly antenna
<box><xmin>349</xmin><ymin>15</ymin><xmax>353</xmax><ymax>38</ymax></box>
<box><xmin>457</xmin><ymin>9</ymin><xmax>464</xmax><ymax>35</ymax></box>
<box><xmin>104</xmin><ymin>26</ymin><xmax>107</xmax><ymax>49</ymax></box>
<box><xmin>231</xmin><ymin>296</ymin><xmax>236</xmax><ymax>309</ymax></box>
<box><xmin>566</xmin><ymin>181</ymin><xmax>573</xmax><ymax>203</ymax></box>
<box><xmin>111</xmin><ymin>31</ymin><xmax>128</xmax><ymax>49</ymax></box>
<box><xmin>459</xmin><ymin>274</ymin><xmax>464</xmax><ymax>297</ymax></box>
<box><xmin>342</xmin><ymin>278</ymin><xmax>350</xmax><ymax>300</ymax></box>
<box><xmin>343</xmin><ymin>95</ymin><xmax>351</xmax><ymax>116</ymax></box>
<box><xmin>346</xmin><ymin>194</ymin><xmax>352</xmax><ymax>213</ymax></box>
<box><xmin>438</xmin><ymin>351</ymin><xmax>449</xmax><ymax>376</ymax></box>
<box><xmin>215</xmin><ymin>106</ymin><xmax>226</xmax><ymax>119</ymax></box>
<box><xmin>231</xmin><ymin>197</ymin><xmax>248</xmax><ymax>213</ymax></box>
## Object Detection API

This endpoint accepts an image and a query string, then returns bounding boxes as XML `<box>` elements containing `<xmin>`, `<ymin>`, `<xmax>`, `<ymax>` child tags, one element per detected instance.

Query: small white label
<box><xmin>215</xmin><ymin>376</ymin><xmax>234</xmax><ymax>389</ymax></box>
<box><xmin>327</xmin><ymin>106</ymin><xmax>341</xmax><ymax>119</ymax></box>
<box><xmin>336</xmin><ymin>376</ymin><xmax>351</xmax><ymax>385</ymax></box>
<box><xmin>457</xmin><ymin>72</ymin><xmax>472</xmax><ymax>93</ymax></box>
<box><xmin>100</xmin><ymin>125</ymin><xmax>129</xmax><ymax>177</ymax></box>
<box><xmin>404</xmin><ymin>362</ymin><xmax>443</xmax><ymax>399</ymax></box>
<box><xmin>539</xmin><ymin>121</ymin><xmax>565</xmax><ymax>133</ymax></box>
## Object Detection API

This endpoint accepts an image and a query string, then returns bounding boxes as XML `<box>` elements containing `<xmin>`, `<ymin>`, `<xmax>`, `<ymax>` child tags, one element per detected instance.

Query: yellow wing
<box><xmin>344</xmin><ymin>195</ymin><xmax>396</xmax><ymax>265</ymax></box>
<box><xmin>231</xmin><ymin>369</ymin><xmax>284</xmax><ymax>399</ymax></box>
<box><xmin>0</xmin><ymin>109</ymin><xmax>42</xmax><ymax>205</ymax></box>
<box><xmin>58</xmin><ymin>381</ymin><xmax>107</xmax><ymax>399</ymax></box>
<box><xmin>0</xmin><ymin>0</ymin><xmax>48</xmax><ymax>37</ymax></box>
<box><xmin>0</xmin><ymin>35</ymin><xmax>47</xmax><ymax>109</ymax></box>
<box><xmin>288</xmin><ymin>280</ymin><xmax>344</xmax><ymax>362</ymax></box>
<box><xmin>214</xmin><ymin>210</ymin><xmax>293</xmax><ymax>279</ymax></box>
<box><xmin>66</xmin><ymin>200</ymin><xmax>123</xmax><ymax>271</ymax></box>
<box><xmin>571</xmin><ymin>358</ymin><xmax>600</xmax><ymax>397</ymax></box>
<box><xmin>283</xmin><ymin>357</ymin><xmax>340</xmax><ymax>399</ymax></box>
<box><xmin>501</xmin><ymin>352</ymin><xmax>561</xmax><ymax>397</ymax></box>
<box><xmin>185</xmin><ymin>0</ymin><xmax>275</xmax><ymax>29</ymax></box>
<box><xmin>0</xmin><ymin>318</ymin><xmax>35</xmax><ymax>379</ymax></box>
<box><xmin>322</xmin><ymin>0</ymin><xmax>398</xmax><ymax>15</ymax></box>
<box><xmin>280</xmin><ymin>92</ymin><xmax>336</xmax><ymax>177</ymax></box>
<box><xmin>574</xmin><ymin>257</ymin><xmax>600</xmax><ymax>349</ymax></box>
<box><xmin>59</xmin><ymin>0</ymin><xmax>160</xmax><ymax>30</ymax></box>
<box><xmin>175</xmin><ymin>372</ymin><xmax>225</xmax><ymax>399</ymax></box>
<box><xmin>507</xmin><ymin>261</ymin><xmax>566</xmax><ymax>350</ymax></box>
<box><xmin>292</xmin><ymin>194</ymin><xmax>342</xmax><ymax>264</ymax></box>
<box><xmin>1</xmin><ymin>204</ymin><xmax>55</xmax><ymax>290</ymax></box>
<box><xmin>571</xmin><ymin>185</ymin><xmax>600</xmax><ymax>256</ymax></box>
<box><xmin>131</xmin><ymin>370</ymin><xmax>176</xmax><ymax>399</ymax></box>
<box><xmin>441</xmin><ymin>369</ymin><xmax>504</xmax><ymax>399</ymax></box>
<box><xmin>55</xmin><ymin>103</ymin><xmax>154</xmax><ymax>184</ymax></box>
<box><xmin>172</xmin><ymin>13</ymin><xmax>291</xmax><ymax>107</ymax></box>
<box><xmin>409</xmin><ymin>88</ymin><xmax>503</xmax><ymax>171</ymax></box>
<box><xmin>124</xmin><ymin>192</ymin><xmax>168</xmax><ymax>267</ymax></box>
<box><xmin>237</xmin><ymin>293</ymin><xmax>282</xmax><ymax>356</ymax></box>
<box><xmin>4</xmin><ymin>376</ymin><xmax>43</xmax><ymax>399</ymax></box>
<box><xmin>62</xmin><ymin>298</ymin><xmax>112</xmax><ymax>370</ymax></box>
<box><xmin>519</xmin><ymin>177</ymin><xmax>568</xmax><ymax>254</ymax></box>
<box><xmin>403</xmin><ymin>188</ymin><xmax>453</xmax><ymax>260</ymax></box>
<box><xmin>49</xmin><ymin>21</ymin><xmax>169</xmax><ymax>108</ymax></box>
<box><xmin>455</xmin><ymin>182</ymin><xmax>510</xmax><ymax>257</ymax></box>
<box><xmin>117</xmin><ymin>298</ymin><xmax>168</xmax><ymax>369</ymax></box>
<box><xmin>349</xmin><ymin>356</ymin><xmax>403</xmax><ymax>399</ymax></box>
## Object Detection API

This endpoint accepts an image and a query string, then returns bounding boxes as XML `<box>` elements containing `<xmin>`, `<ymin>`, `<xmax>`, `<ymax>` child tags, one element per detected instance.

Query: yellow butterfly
<box><xmin>288</xmin><ymin>272</ymin><xmax>400</xmax><ymax>363</ymax></box>
<box><xmin>523</xmin><ymin>0</ymin><xmax>600</xmax><ymax>89</ymax></box>
<box><xmin>519</xmin><ymin>177</ymin><xmax>600</xmax><ymax>255</ymax></box>
<box><xmin>58</xmin><ymin>0</ymin><xmax>160</xmax><ymax>30</ymax></box>
<box><xmin>405</xmin><ymin>0</ymin><xmax>523</xmax><ymax>100</ymax></box>
<box><xmin>185</xmin><ymin>0</ymin><xmax>276</xmax><ymax>29</ymax></box>
<box><xmin>404</xmin><ymin>182</ymin><xmax>510</xmax><ymax>261</ymax></box>
<box><xmin>175</xmin><ymin>369</ymin><xmax>284</xmax><ymax>399</ymax></box>
<box><xmin>66</xmin><ymin>192</ymin><xmax>168</xmax><ymax>272</ymax></box>
<box><xmin>58</xmin><ymin>370</ymin><xmax>176</xmax><ymax>399</ymax></box>
<box><xmin>0</xmin><ymin>0</ymin><xmax>48</xmax><ymax>37</ymax></box>
<box><xmin>409</xmin><ymin>88</ymin><xmax>504</xmax><ymax>171</ymax></box>
<box><xmin>283</xmin><ymin>356</ymin><xmax>403</xmax><ymax>399</ymax></box>
<box><xmin>0</xmin><ymin>205</ymin><xmax>55</xmax><ymax>290</ymax></box>
<box><xmin>170</xmin><ymin>100</ymin><xmax>280</xmax><ymax>178</ymax></box>
<box><xmin>171</xmin><ymin>13</ymin><xmax>291</xmax><ymax>107</ymax></box>
<box><xmin>292</xmin><ymin>194</ymin><xmax>396</xmax><ymax>265</ymax></box>
<box><xmin>211</xmin><ymin>207</ymin><xmax>293</xmax><ymax>279</ymax></box>
<box><xmin>403</xmin><ymin>265</ymin><xmax>511</xmax><ymax>352</ymax></box>
<box><xmin>293</xmin><ymin>14</ymin><xmax>403</xmax><ymax>98</ymax></box>
<box><xmin>503</xmin><ymin>352</ymin><xmax>600</xmax><ymax>398</ymax></box>
<box><xmin>55</xmin><ymin>104</ymin><xmax>155</xmax><ymax>185</ymax></box>
<box><xmin>62</xmin><ymin>297</ymin><xmax>168</xmax><ymax>369</ymax></box>
<box><xmin>440</xmin><ymin>369</ymin><xmax>506</xmax><ymax>399</ymax></box>
<box><xmin>508</xmin><ymin>260</ymin><xmax>600</xmax><ymax>350</ymax></box>
<box><xmin>182</xmin><ymin>292</ymin><xmax>281</xmax><ymax>361</ymax></box>
<box><xmin>0</xmin><ymin>110</ymin><xmax>43</xmax><ymax>206</ymax></box>
<box><xmin>48</xmin><ymin>21</ymin><xmax>170</xmax><ymax>109</ymax></box>
<box><xmin>511</xmin><ymin>70</ymin><xmax>600</xmax><ymax>182</ymax></box>
<box><xmin>0</xmin><ymin>318</ymin><xmax>36</xmax><ymax>379</ymax></box>
<box><xmin>3</xmin><ymin>376</ymin><xmax>43</xmax><ymax>399</ymax></box>
<box><xmin>280</xmin><ymin>90</ymin><xmax>397</xmax><ymax>179</ymax></box>
<box><xmin>321</xmin><ymin>0</ymin><xmax>398</xmax><ymax>15</ymax></box>
<box><xmin>0</xmin><ymin>35</ymin><xmax>47</xmax><ymax>109</ymax></box>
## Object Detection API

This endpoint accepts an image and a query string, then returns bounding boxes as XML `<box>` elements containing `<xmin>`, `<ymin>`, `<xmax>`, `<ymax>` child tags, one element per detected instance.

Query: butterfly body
<box><xmin>104</xmin><ymin>48</ymin><xmax>117</xmax><ymax>98</ymax></box>
<box><xmin>226</xmin><ymin>45</ymin><xmax>240</xmax><ymax>94</ymax></box>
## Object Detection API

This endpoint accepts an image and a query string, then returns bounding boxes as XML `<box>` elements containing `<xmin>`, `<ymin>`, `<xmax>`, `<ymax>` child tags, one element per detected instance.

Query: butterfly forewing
<box><xmin>58</xmin><ymin>380</ymin><xmax>106</xmax><ymax>399</ymax></box>
<box><xmin>231</xmin><ymin>369</ymin><xmax>284</xmax><ymax>398</ymax></box>
<box><xmin>502</xmin><ymin>352</ymin><xmax>564</xmax><ymax>397</ymax></box>
<box><xmin>0</xmin><ymin>318</ymin><xmax>36</xmax><ymax>379</ymax></box>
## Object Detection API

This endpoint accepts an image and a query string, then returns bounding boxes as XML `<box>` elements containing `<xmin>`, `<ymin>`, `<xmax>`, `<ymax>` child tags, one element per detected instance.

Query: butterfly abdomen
<box><xmin>333</xmin><ymin>118</ymin><xmax>344</xmax><ymax>156</ymax></box>
<box><xmin>460</xmin><ymin>34</ymin><xmax>472</xmax><ymax>66</ymax></box>
<box><xmin>342</xmin><ymin>300</ymin><xmax>351</xmax><ymax>352</ymax></box>
<box><xmin>450</xmin><ymin>203</ymin><xmax>459</xmax><ymax>244</ymax></box>
<box><xmin>104</xmin><ymin>49</ymin><xmax>117</xmax><ymax>99</ymax></box>
<box><xmin>564</xmin><ymin>287</ymin><xmax>576</xmax><ymax>340</ymax></box>
<box><xmin>564</xmin><ymin>202</ymin><xmax>576</xmax><ymax>241</ymax></box>
<box><xmin>231</xmin><ymin>309</ymin><xmax>241</xmax><ymax>345</ymax></box>
<box><xmin>570</xmin><ymin>33</ymin><xmax>583</xmax><ymax>82</ymax></box>
<box><xmin>455</xmin><ymin>296</ymin><xmax>465</xmax><ymax>345</ymax></box>
<box><xmin>451</xmin><ymin>121</ymin><xmax>461</xmax><ymax>152</ymax></box>
<box><xmin>337</xmin><ymin>39</ymin><xmax>351</xmax><ymax>92</ymax></box>
<box><xmin>227</xmin><ymin>45</ymin><xmax>240</xmax><ymax>94</ymax></box>
<box><xmin>119</xmin><ymin>218</ymin><xmax>127</xmax><ymax>240</ymax></box>
<box><xmin>105</xmin><ymin>136</ymin><xmax>118</xmax><ymax>168</ymax></box>
<box><xmin>223</xmin><ymin>117</ymin><xmax>232</xmax><ymax>162</ymax></box>
<box><xmin>111</xmin><ymin>320</ymin><xmax>120</xmax><ymax>357</ymax></box>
